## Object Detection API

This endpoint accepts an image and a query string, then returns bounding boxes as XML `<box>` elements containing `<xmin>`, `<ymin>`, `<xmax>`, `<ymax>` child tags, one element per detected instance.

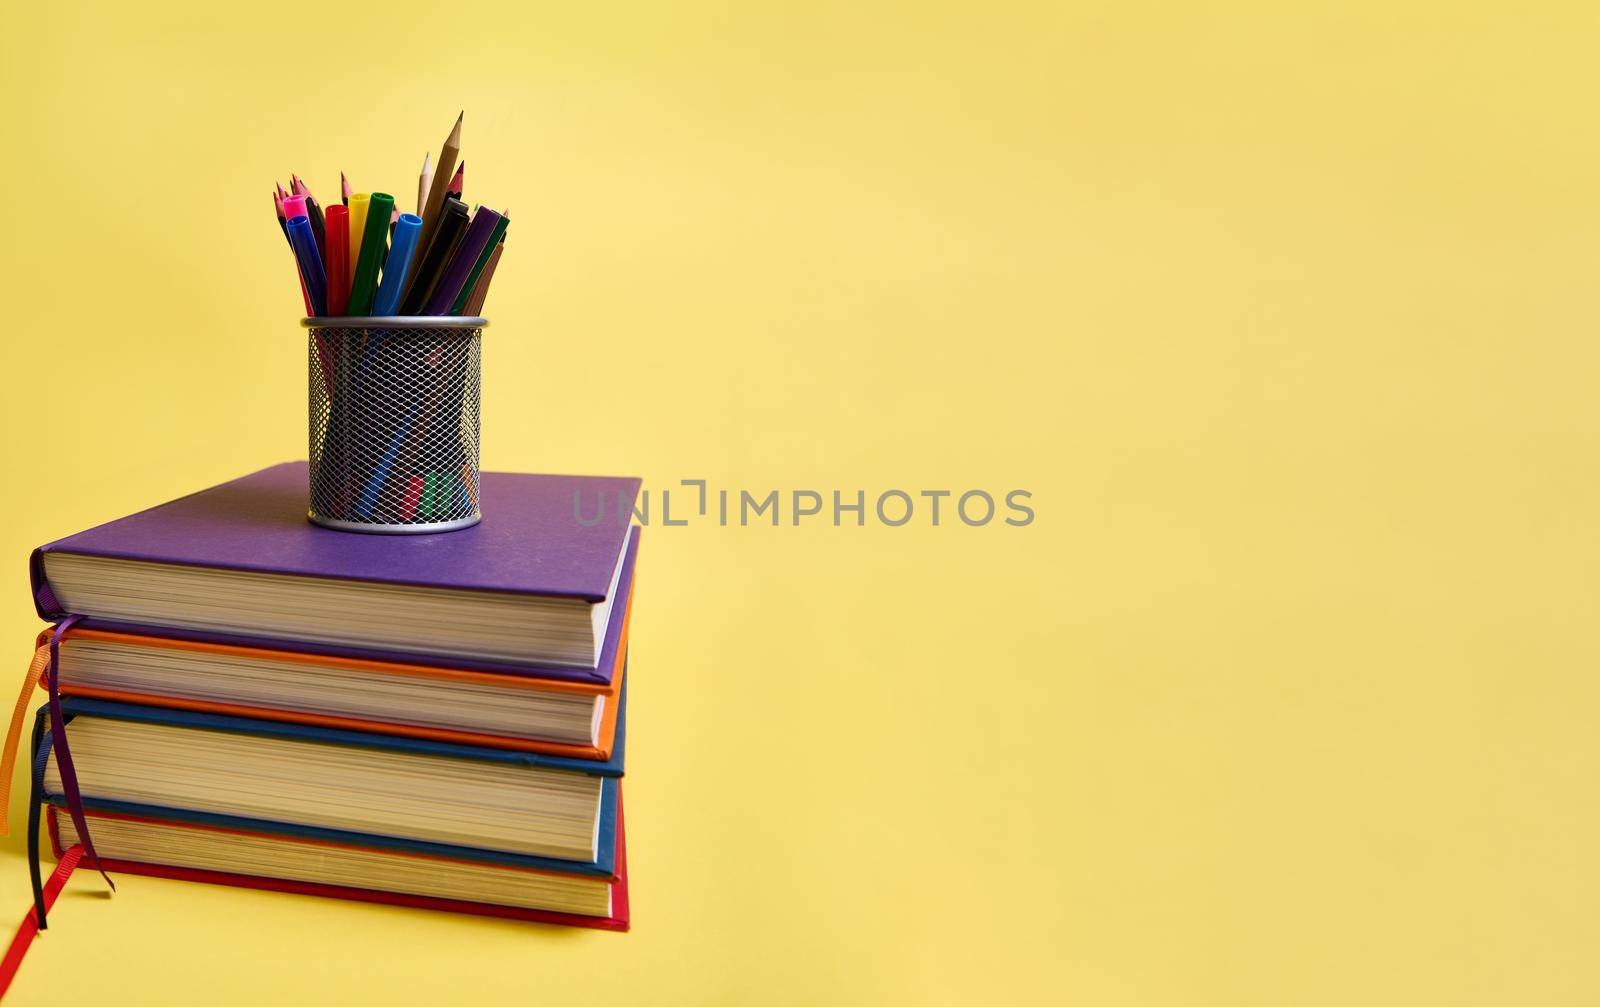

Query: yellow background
<box><xmin>1</xmin><ymin>1</ymin><xmax>1596</xmax><ymax>1002</ymax></box>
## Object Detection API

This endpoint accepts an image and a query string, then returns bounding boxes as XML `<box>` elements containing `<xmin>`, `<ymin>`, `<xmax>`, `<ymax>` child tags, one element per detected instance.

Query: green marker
<box><xmin>420</xmin><ymin>471</ymin><xmax>440</xmax><ymax>518</ymax></box>
<box><xmin>449</xmin><ymin>211</ymin><xmax>510</xmax><ymax>315</ymax></box>
<box><xmin>345</xmin><ymin>192</ymin><xmax>395</xmax><ymax>315</ymax></box>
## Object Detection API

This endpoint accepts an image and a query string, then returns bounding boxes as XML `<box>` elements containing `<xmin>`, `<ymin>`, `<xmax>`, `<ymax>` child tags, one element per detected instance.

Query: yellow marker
<box><xmin>346</xmin><ymin>193</ymin><xmax>371</xmax><ymax>290</ymax></box>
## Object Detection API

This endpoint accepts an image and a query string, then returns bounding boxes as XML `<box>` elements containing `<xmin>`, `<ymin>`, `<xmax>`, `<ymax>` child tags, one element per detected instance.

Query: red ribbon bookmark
<box><xmin>0</xmin><ymin>844</ymin><xmax>83</xmax><ymax>999</ymax></box>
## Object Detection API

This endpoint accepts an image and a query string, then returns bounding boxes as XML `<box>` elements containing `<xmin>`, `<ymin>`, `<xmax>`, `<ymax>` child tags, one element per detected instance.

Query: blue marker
<box><xmin>373</xmin><ymin>213</ymin><xmax>423</xmax><ymax>316</ymax></box>
<box><xmin>286</xmin><ymin>215</ymin><xmax>327</xmax><ymax>317</ymax></box>
<box><xmin>354</xmin><ymin>401</ymin><xmax>419</xmax><ymax>519</ymax></box>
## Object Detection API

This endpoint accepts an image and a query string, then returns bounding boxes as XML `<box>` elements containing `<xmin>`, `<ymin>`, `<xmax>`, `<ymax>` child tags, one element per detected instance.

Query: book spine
<box><xmin>39</xmin><ymin>619</ymin><xmax>613</xmax><ymax>684</ymax></box>
<box><xmin>72</xmin><ymin>853</ymin><xmax>630</xmax><ymax>931</ymax></box>
<box><xmin>53</xmin><ymin>686</ymin><xmax>611</xmax><ymax>760</ymax></box>
<box><xmin>44</xmin><ymin>805</ymin><xmax>629</xmax><ymax>930</ymax></box>
<box><xmin>29</xmin><ymin>549</ymin><xmax>64</xmax><ymax>621</ymax></box>
<box><xmin>40</xmin><ymin>793</ymin><xmax>618</xmax><ymax>877</ymax></box>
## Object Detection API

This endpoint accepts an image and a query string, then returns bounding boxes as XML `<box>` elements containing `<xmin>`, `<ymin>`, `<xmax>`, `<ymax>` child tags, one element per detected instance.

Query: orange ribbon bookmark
<box><xmin>0</xmin><ymin>644</ymin><xmax>48</xmax><ymax>835</ymax></box>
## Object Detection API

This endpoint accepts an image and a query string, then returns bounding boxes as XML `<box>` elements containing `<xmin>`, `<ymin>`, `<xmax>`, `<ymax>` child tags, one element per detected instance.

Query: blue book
<box><xmin>34</xmin><ymin>689</ymin><xmax>627</xmax><ymax>877</ymax></box>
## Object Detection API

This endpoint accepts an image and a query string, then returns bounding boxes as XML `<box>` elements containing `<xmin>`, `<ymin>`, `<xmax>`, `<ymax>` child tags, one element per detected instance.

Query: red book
<box><xmin>46</xmin><ymin>802</ymin><xmax>630</xmax><ymax>931</ymax></box>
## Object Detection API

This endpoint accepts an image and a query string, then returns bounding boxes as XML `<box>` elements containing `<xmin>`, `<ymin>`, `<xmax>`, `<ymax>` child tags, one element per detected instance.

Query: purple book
<box><xmin>31</xmin><ymin>462</ymin><xmax>641</xmax><ymax>684</ymax></box>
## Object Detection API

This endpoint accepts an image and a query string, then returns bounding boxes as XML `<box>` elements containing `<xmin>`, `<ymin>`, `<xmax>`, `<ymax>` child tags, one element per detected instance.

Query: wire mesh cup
<box><xmin>303</xmin><ymin>317</ymin><xmax>485</xmax><ymax>533</ymax></box>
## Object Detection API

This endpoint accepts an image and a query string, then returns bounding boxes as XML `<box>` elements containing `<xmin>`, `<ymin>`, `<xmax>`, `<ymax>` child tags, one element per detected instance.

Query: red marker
<box><xmin>324</xmin><ymin>204</ymin><xmax>351</xmax><ymax>316</ymax></box>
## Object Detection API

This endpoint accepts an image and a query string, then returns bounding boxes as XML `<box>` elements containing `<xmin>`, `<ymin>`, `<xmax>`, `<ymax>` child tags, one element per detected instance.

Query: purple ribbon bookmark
<box><xmin>43</xmin><ymin>617</ymin><xmax>115</xmax><ymax>901</ymax></box>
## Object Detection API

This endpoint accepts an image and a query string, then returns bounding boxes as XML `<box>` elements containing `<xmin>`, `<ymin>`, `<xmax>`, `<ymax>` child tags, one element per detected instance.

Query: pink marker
<box><xmin>282</xmin><ymin>195</ymin><xmax>308</xmax><ymax>220</ymax></box>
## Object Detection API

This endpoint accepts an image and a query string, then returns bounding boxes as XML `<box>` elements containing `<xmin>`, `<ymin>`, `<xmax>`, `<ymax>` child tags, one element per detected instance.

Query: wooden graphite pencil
<box><xmin>417</xmin><ymin>151</ymin><xmax>433</xmax><ymax>215</ymax></box>
<box><xmin>411</xmin><ymin>111</ymin><xmax>463</xmax><ymax>289</ymax></box>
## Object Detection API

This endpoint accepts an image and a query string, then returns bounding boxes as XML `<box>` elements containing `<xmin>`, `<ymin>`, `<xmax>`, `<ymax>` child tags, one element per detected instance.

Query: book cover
<box><xmin>45</xmin><ymin>803</ymin><xmax>630</xmax><ymax>932</ymax></box>
<box><xmin>34</xmin><ymin>481</ymin><xmax>641</xmax><ymax>685</ymax></box>
<box><xmin>35</xmin><ymin>461</ymin><xmax>638</xmax><ymax>601</ymax></box>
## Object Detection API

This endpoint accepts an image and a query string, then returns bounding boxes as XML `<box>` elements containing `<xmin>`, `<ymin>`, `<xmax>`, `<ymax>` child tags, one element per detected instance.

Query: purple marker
<box><xmin>422</xmin><ymin>206</ymin><xmax>503</xmax><ymax>314</ymax></box>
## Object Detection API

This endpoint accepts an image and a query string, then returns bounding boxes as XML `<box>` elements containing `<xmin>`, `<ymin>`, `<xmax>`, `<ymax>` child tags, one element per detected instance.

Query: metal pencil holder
<box><xmin>303</xmin><ymin>316</ymin><xmax>486</xmax><ymax>534</ymax></box>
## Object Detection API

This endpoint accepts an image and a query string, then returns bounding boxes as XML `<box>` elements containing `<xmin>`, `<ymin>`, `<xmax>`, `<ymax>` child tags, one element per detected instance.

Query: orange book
<box><xmin>24</xmin><ymin>588</ymin><xmax>630</xmax><ymax>761</ymax></box>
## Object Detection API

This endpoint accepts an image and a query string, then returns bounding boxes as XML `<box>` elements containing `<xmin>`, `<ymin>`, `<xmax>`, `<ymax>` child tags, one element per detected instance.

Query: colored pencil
<box><xmin>272</xmin><ymin>190</ymin><xmax>288</xmax><ymax>240</ymax></box>
<box><xmin>268</xmin><ymin>112</ymin><xmax>509</xmax><ymax>322</ymax></box>
<box><xmin>462</xmin><ymin>240</ymin><xmax>504</xmax><ymax>316</ymax></box>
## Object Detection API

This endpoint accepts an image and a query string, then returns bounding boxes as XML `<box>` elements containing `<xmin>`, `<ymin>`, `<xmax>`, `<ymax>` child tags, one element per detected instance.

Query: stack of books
<box><xmin>21</xmin><ymin>462</ymin><xmax>640</xmax><ymax>931</ymax></box>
